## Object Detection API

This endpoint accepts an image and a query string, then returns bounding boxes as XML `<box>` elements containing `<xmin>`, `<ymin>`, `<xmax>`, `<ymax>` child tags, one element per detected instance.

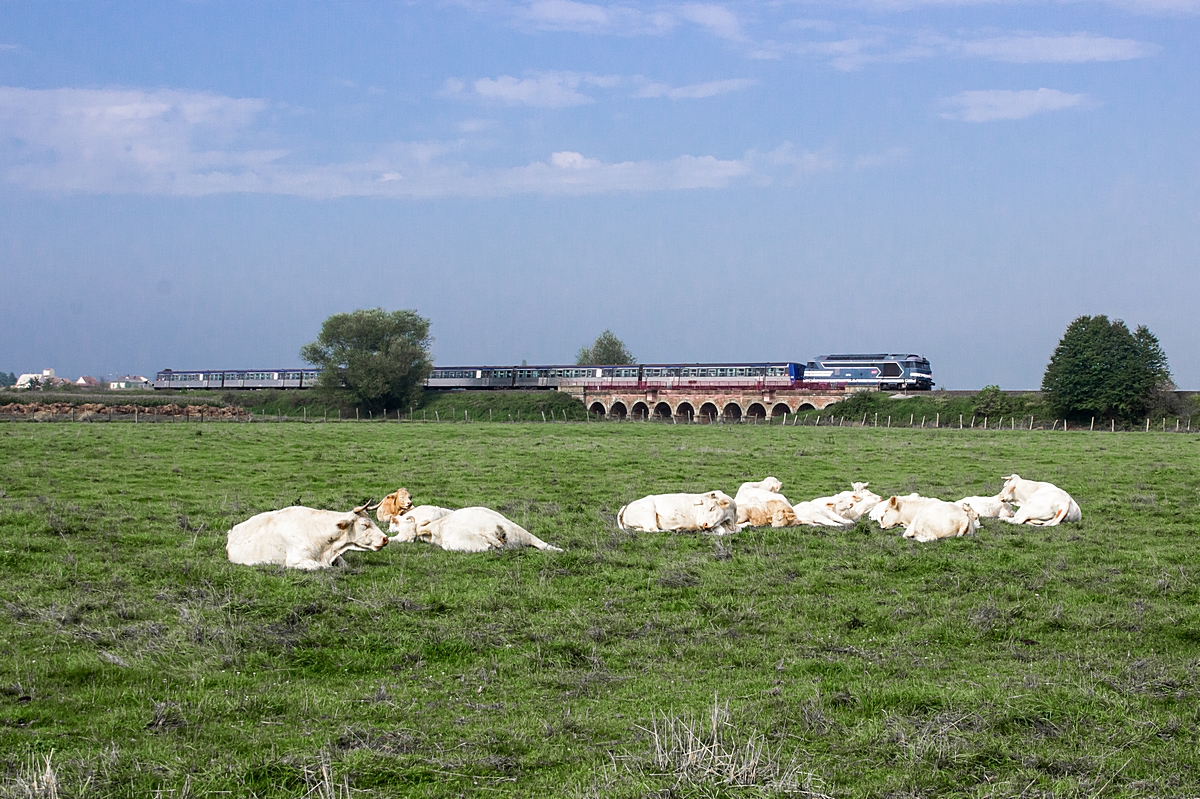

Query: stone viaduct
<box><xmin>558</xmin><ymin>387</ymin><xmax>854</xmax><ymax>422</ymax></box>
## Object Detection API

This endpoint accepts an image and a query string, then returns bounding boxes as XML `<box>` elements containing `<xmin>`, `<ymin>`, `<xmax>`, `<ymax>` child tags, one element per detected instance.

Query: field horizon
<box><xmin>1</xmin><ymin>423</ymin><xmax>1198</xmax><ymax>797</ymax></box>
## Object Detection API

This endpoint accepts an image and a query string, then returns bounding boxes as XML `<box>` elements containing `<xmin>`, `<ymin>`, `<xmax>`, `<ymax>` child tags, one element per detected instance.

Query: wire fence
<box><xmin>0</xmin><ymin>404</ymin><xmax>1195</xmax><ymax>433</ymax></box>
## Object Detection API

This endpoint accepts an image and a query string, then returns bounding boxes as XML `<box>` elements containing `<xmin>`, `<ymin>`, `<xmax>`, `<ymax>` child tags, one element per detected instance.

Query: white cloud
<box><xmin>958</xmin><ymin>34</ymin><xmax>1158</xmax><ymax>62</ymax></box>
<box><xmin>675</xmin><ymin>4</ymin><xmax>743</xmax><ymax>40</ymax></box>
<box><xmin>634</xmin><ymin>78</ymin><xmax>755</xmax><ymax>99</ymax></box>
<box><xmin>0</xmin><ymin>44</ymin><xmax>18</xmax><ymax>52</ymax></box>
<box><xmin>445</xmin><ymin>71</ymin><xmax>617</xmax><ymax>107</ymax></box>
<box><xmin>514</xmin><ymin>0</ymin><xmax>676</xmax><ymax>34</ymax></box>
<box><xmin>0</xmin><ymin>85</ymin><xmax>837</xmax><ymax>198</ymax></box>
<box><xmin>938</xmin><ymin>88</ymin><xmax>1087</xmax><ymax>122</ymax></box>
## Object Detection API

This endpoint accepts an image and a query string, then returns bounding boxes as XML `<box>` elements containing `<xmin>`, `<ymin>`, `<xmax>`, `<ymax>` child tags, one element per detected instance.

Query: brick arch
<box><xmin>610</xmin><ymin>401</ymin><xmax>628</xmax><ymax>420</ymax></box>
<box><xmin>676</xmin><ymin>401</ymin><xmax>695</xmax><ymax>422</ymax></box>
<box><xmin>699</xmin><ymin>402</ymin><xmax>719</xmax><ymax>423</ymax></box>
<box><xmin>772</xmin><ymin>403</ymin><xmax>791</xmax><ymax>417</ymax></box>
<box><xmin>631</xmin><ymin>401</ymin><xmax>650</xmax><ymax>420</ymax></box>
<box><xmin>653</xmin><ymin>401</ymin><xmax>672</xmax><ymax>420</ymax></box>
<box><xmin>746</xmin><ymin>402</ymin><xmax>767</xmax><ymax>420</ymax></box>
<box><xmin>588</xmin><ymin>401</ymin><xmax>607</xmax><ymax>417</ymax></box>
<box><xmin>722</xmin><ymin>402</ymin><xmax>742</xmax><ymax>421</ymax></box>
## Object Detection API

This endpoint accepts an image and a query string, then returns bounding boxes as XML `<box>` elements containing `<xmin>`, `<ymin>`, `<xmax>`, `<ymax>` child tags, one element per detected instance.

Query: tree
<box><xmin>300</xmin><ymin>308</ymin><xmax>433</xmax><ymax>413</ymax></box>
<box><xmin>972</xmin><ymin>385</ymin><xmax>1012</xmax><ymax>418</ymax></box>
<box><xmin>576</xmin><ymin>330</ymin><xmax>635</xmax><ymax>365</ymax></box>
<box><xmin>1041</xmin><ymin>315</ymin><xmax>1172</xmax><ymax>422</ymax></box>
<box><xmin>0</xmin><ymin>372</ymin><xmax>15</xmax><ymax>388</ymax></box>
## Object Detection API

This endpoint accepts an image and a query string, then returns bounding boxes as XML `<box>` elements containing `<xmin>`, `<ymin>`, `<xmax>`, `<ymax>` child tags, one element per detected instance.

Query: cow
<box><xmin>737</xmin><ymin>477</ymin><xmax>783</xmax><ymax>494</ymax></box>
<box><xmin>376</xmin><ymin>488</ymin><xmax>414</xmax><ymax>526</ymax></box>
<box><xmin>875</xmin><ymin>495</ymin><xmax>941</xmax><ymax>530</ymax></box>
<box><xmin>841</xmin><ymin>482</ymin><xmax>883</xmax><ymax>521</ymax></box>
<box><xmin>226</xmin><ymin>503</ymin><xmax>388</xmax><ymax>570</ymax></box>
<box><xmin>618</xmin><ymin>491</ymin><xmax>739</xmax><ymax>535</ymax></box>
<box><xmin>905</xmin><ymin>502</ymin><xmax>979</xmax><ymax>542</ymax></box>
<box><xmin>791</xmin><ymin>500</ymin><xmax>854</xmax><ymax>527</ymax></box>
<box><xmin>808</xmin><ymin>490</ymin><xmax>859</xmax><ymax>518</ymax></box>
<box><xmin>388</xmin><ymin>506</ymin><xmax>454</xmax><ymax>541</ymax></box>
<box><xmin>397</xmin><ymin>507</ymin><xmax>562</xmax><ymax>552</ymax></box>
<box><xmin>999</xmin><ymin>474</ymin><xmax>1082</xmax><ymax>525</ymax></box>
<box><xmin>734</xmin><ymin>487</ymin><xmax>797</xmax><ymax>528</ymax></box>
<box><xmin>955</xmin><ymin>495</ymin><xmax>1014</xmax><ymax>519</ymax></box>
<box><xmin>869</xmin><ymin>493</ymin><xmax>920</xmax><ymax>525</ymax></box>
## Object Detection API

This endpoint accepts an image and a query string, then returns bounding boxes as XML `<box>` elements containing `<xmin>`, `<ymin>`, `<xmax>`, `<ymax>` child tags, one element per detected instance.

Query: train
<box><xmin>153</xmin><ymin>354</ymin><xmax>933</xmax><ymax>392</ymax></box>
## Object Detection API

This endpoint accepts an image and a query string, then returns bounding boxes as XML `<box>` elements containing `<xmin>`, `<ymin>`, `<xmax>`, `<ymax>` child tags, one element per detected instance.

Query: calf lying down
<box><xmin>618</xmin><ymin>491</ymin><xmax>739</xmax><ymax>535</ymax></box>
<box><xmin>395</xmin><ymin>507</ymin><xmax>562</xmax><ymax>552</ymax></box>
<box><xmin>877</xmin><ymin>495</ymin><xmax>978</xmax><ymax>542</ymax></box>
<box><xmin>226</xmin><ymin>504</ymin><xmax>388</xmax><ymax>570</ymax></box>
<box><xmin>1000</xmin><ymin>474</ymin><xmax>1082</xmax><ymax>526</ymax></box>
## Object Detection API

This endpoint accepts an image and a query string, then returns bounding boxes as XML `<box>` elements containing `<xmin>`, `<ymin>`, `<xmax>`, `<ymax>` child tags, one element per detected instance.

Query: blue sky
<box><xmin>1</xmin><ymin>0</ymin><xmax>1197</xmax><ymax>388</ymax></box>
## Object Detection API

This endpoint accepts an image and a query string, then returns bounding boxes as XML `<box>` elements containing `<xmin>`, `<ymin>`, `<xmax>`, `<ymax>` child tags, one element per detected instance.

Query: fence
<box><xmin>1</xmin><ymin>404</ymin><xmax>1195</xmax><ymax>433</ymax></box>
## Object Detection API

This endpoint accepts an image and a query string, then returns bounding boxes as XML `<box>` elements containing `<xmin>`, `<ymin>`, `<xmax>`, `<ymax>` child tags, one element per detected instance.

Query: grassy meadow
<box><xmin>1</xmin><ymin>421</ymin><xmax>1198</xmax><ymax>798</ymax></box>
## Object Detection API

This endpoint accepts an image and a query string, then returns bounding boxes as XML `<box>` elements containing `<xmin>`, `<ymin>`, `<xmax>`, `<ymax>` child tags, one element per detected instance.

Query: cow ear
<box><xmin>336</xmin><ymin>519</ymin><xmax>353</xmax><ymax>530</ymax></box>
<box><xmin>888</xmin><ymin>496</ymin><xmax>899</xmax><ymax>507</ymax></box>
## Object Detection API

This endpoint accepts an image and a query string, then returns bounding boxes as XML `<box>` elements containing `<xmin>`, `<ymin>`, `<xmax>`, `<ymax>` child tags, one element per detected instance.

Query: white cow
<box><xmin>226</xmin><ymin>504</ymin><xmax>388</xmax><ymax>570</ymax></box>
<box><xmin>398</xmin><ymin>507</ymin><xmax>562</xmax><ymax>552</ymax></box>
<box><xmin>737</xmin><ymin>477</ymin><xmax>783</xmax><ymax>494</ymax></box>
<box><xmin>905</xmin><ymin>502</ymin><xmax>979</xmax><ymax>542</ymax></box>
<box><xmin>841</xmin><ymin>482</ymin><xmax>883</xmax><ymax>521</ymax></box>
<box><xmin>955</xmin><ymin>495</ymin><xmax>1014</xmax><ymax>519</ymax></box>
<box><xmin>875</xmin><ymin>495</ymin><xmax>941</xmax><ymax>529</ymax></box>
<box><xmin>735</xmin><ymin>480</ymin><xmax>796</xmax><ymax>528</ymax></box>
<box><xmin>791</xmin><ymin>500</ymin><xmax>854</xmax><ymax>527</ymax></box>
<box><xmin>618</xmin><ymin>491</ymin><xmax>739</xmax><ymax>535</ymax></box>
<box><xmin>389</xmin><ymin>505</ymin><xmax>454</xmax><ymax>541</ymax></box>
<box><xmin>869</xmin><ymin>493</ymin><xmax>919</xmax><ymax>525</ymax></box>
<box><xmin>999</xmin><ymin>474</ymin><xmax>1082</xmax><ymax>526</ymax></box>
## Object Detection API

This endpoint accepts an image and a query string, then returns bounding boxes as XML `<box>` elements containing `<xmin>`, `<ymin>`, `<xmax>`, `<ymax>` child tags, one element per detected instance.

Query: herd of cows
<box><xmin>224</xmin><ymin>474</ymin><xmax>1082</xmax><ymax>570</ymax></box>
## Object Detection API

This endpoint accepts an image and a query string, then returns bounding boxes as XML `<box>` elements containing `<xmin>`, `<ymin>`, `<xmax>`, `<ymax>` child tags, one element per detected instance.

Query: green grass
<box><xmin>1</xmin><ymin>423</ymin><xmax>1199</xmax><ymax>797</ymax></box>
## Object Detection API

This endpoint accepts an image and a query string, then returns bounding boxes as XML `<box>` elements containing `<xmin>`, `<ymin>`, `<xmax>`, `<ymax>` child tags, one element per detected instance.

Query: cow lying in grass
<box><xmin>226</xmin><ymin>503</ymin><xmax>388</xmax><ymax>570</ymax></box>
<box><xmin>375</xmin><ymin>488</ymin><xmax>452</xmax><ymax>540</ymax></box>
<box><xmin>1000</xmin><ymin>474</ymin><xmax>1082</xmax><ymax>526</ymax></box>
<box><xmin>395</xmin><ymin>507</ymin><xmax>562</xmax><ymax>552</ymax></box>
<box><xmin>734</xmin><ymin>479</ymin><xmax>797</xmax><ymax>528</ymax></box>
<box><xmin>618</xmin><ymin>491</ymin><xmax>739</xmax><ymax>535</ymax></box>
<box><xmin>877</xmin><ymin>495</ymin><xmax>978</xmax><ymax>542</ymax></box>
<box><xmin>956</xmin><ymin>495</ymin><xmax>1014</xmax><ymax>519</ymax></box>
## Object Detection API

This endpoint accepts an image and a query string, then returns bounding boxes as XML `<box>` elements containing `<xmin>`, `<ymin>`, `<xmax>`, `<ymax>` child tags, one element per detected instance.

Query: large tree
<box><xmin>301</xmin><ymin>308</ymin><xmax>433</xmax><ymax>413</ymax></box>
<box><xmin>1041</xmin><ymin>315</ymin><xmax>1172</xmax><ymax>422</ymax></box>
<box><xmin>576</xmin><ymin>330</ymin><xmax>635</xmax><ymax>365</ymax></box>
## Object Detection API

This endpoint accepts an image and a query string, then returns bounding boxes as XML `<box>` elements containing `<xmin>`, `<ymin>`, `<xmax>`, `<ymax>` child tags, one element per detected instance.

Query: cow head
<box><xmin>701</xmin><ymin>491</ymin><xmax>738</xmax><ymax>534</ymax></box>
<box><xmin>376</xmin><ymin>488</ymin><xmax>414</xmax><ymax>524</ymax></box>
<box><xmin>851</xmin><ymin>482</ymin><xmax>870</xmax><ymax>493</ymax></box>
<box><xmin>390</xmin><ymin>515</ymin><xmax>421</xmax><ymax>543</ymax></box>
<box><xmin>339</xmin><ymin>505</ymin><xmax>389</xmax><ymax>552</ymax></box>
<box><xmin>877</xmin><ymin>496</ymin><xmax>905</xmax><ymax>529</ymax></box>
<box><xmin>760</xmin><ymin>477</ymin><xmax>783</xmax><ymax>493</ymax></box>
<box><xmin>998</xmin><ymin>475</ymin><xmax>1021</xmax><ymax>503</ymax></box>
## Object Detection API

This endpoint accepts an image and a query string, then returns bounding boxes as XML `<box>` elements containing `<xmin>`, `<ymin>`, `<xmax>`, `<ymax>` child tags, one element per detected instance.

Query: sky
<box><xmin>1</xmin><ymin>0</ymin><xmax>1197</xmax><ymax>389</ymax></box>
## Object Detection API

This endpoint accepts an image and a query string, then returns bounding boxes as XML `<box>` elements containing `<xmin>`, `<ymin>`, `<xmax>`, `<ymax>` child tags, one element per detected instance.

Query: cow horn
<box><xmin>366</xmin><ymin>500</ymin><xmax>381</xmax><ymax>511</ymax></box>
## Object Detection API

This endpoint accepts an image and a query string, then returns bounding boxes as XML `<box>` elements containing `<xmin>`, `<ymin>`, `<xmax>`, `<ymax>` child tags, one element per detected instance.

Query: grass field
<box><xmin>1</xmin><ymin>423</ymin><xmax>1198</xmax><ymax>798</ymax></box>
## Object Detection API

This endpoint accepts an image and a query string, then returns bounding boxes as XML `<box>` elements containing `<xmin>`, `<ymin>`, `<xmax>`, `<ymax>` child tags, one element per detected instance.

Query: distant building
<box><xmin>108</xmin><ymin>375</ymin><xmax>151</xmax><ymax>390</ymax></box>
<box><xmin>76</xmin><ymin>375</ymin><xmax>100</xmax><ymax>387</ymax></box>
<box><xmin>15</xmin><ymin>369</ymin><xmax>70</xmax><ymax>389</ymax></box>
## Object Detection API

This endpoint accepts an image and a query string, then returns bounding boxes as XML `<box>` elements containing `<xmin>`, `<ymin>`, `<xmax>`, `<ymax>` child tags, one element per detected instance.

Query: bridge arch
<box><xmin>653</xmin><ymin>402</ymin><xmax>672</xmax><ymax>420</ymax></box>
<box><xmin>610</xmin><ymin>401</ymin><xmax>628</xmax><ymax>420</ymax></box>
<box><xmin>772</xmin><ymin>402</ymin><xmax>791</xmax><ymax>418</ymax></box>
<box><xmin>588</xmin><ymin>401</ymin><xmax>606</xmax><ymax>417</ymax></box>
<box><xmin>676</xmin><ymin>402</ymin><xmax>695</xmax><ymax>422</ymax></box>
<box><xmin>797</xmin><ymin>402</ymin><xmax>816</xmax><ymax>412</ymax></box>
<box><xmin>722</xmin><ymin>402</ymin><xmax>742</xmax><ymax>422</ymax></box>
<box><xmin>699</xmin><ymin>402</ymin><xmax>719</xmax><ymax>423</ymax></box>
<box><xmin>746</xmin><ymin>402</ymin><xmax>767</xmax><ymax>421</ymax></box>
<box><xmin>632</xmin><ymin>401</ymin><xmax>650</xmax><ymax>420</ymax></box>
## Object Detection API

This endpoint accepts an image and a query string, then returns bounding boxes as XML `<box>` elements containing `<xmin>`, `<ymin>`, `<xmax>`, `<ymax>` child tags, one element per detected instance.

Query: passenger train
<box><xmin>154</xmin><ymin>355</ymin><xmax>933</xmax><ymax>392</ymax></box>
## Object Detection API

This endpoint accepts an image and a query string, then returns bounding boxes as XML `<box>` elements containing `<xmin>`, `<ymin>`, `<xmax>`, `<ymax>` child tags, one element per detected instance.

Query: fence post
<box><xmin>887</xmin><ymin>416</ymin><xmax>890</xmax><ymax>428</ymax></box>
<box><xmin>465</xmin><ymin>410</ymin><xmax>469</xmax><ymax>423</ymax></box>
<box><xmin>1029</xmin><ymin>415</ymin><xmax>1034</xmax><ymax>430</ymax></box>
<box><xmin>490</xmin><ymin>409</ymin><xmax>493</xmax><ymax>422</ymax></box>
<box><xmin>1146</xmin><ymin>418</ymin><xmax>1150</xmax><ymax>432</ymax></box>
<box><xmin>356</xmin><ymin>408</ymin><xmax>360</xmax><ymax>421</ymax></box>
<box><xmin>959</xmin><ymin>414</ymin><xmax>963</xmax><ymax>429</ymax></box>
<box><xmin>1090</xmin><ymin>417</ymin><xmax>1094</xmax><ymax>431</ymax></box>
<box><xmin>434</xmin><ymin>410</ymin><xmax>439</xmax><ymax>422</ymax></box>
<box><xmin>875</xmin><ymin>412</ymin><xmax>878</xmax><ymax>427</ymax></box>
<box><xmin>542</xmin><ymin>411</ymin><xmax>547</xmax><ymax>422</ymax></box>
<box><xmin>935</xmin><ymin>413</ymin><xmax>939</xmax><ymax>428</ymax></box>
<box><xmin>910</xmin><ymin>414</ymin><xmax>914</xmax><ymax>427</ymax></box>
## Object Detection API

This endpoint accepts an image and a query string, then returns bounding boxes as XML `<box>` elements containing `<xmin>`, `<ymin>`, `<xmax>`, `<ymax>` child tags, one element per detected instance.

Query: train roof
<box><xmin>157</xmin><ymin>368</ymin><xmax>319</xmax><ymax>373</ymax></box>
<box><xmin>815</xmin><ymin>354</ymin><xmax>927</xmax><ymax>361</ymax></box>
<box><xmin>432</xmin><ymin>361</ymin><xmax>803</xmax><ymax>369</ymax></box>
